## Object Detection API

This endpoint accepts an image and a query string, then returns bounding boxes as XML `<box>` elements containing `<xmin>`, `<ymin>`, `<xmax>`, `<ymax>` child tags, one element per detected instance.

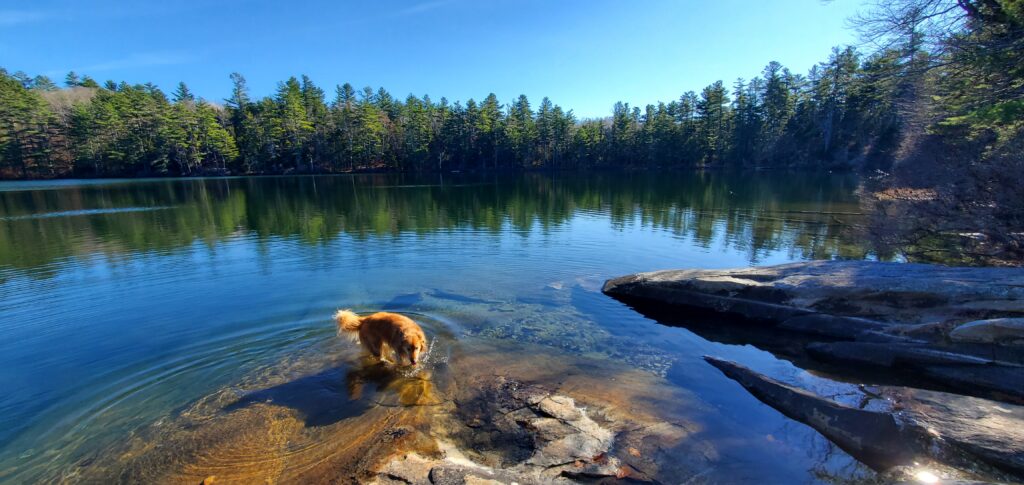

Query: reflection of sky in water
<box><xmin>0</xmin><ymin>172</ymin><xmax>879</xmax><ymax>483</ymax></box>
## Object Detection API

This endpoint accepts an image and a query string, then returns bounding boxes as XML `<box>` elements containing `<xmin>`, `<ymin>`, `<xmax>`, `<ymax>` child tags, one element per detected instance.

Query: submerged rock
<box><xmin>70</xmin><ymin>333</ymin><xmax>714</xmax><ymax>484</ymax></box>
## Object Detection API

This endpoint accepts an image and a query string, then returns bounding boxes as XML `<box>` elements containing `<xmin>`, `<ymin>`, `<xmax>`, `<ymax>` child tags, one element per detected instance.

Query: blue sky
<box><xmin>1</xmin><ymin>0</ymin><xmax>863</xmax><ymax>118</ymax></box>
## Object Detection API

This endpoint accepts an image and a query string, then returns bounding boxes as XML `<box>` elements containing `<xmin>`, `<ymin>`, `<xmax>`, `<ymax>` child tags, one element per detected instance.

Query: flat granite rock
<box><xmin>605</xmin><ymin>262</ymin><xmax>1024</xmax><ymax>481</ymax></box>
<box><xmin>604</xmin><ymin>261</ymin><xmax>1024</xmax><ymax>403</ymax></box>
<box><xmin>603</xmin><ymin>261</ymin><xmax>1024</xmax><ymax>333</ymax></box>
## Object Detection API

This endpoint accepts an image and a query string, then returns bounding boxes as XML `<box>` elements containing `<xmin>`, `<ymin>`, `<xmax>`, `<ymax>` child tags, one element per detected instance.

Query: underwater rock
<box><xmin>705</xmin><ymin>356</ymin><xmax>1024</xmax><ymax>480</ymax></box>
<box><xmin>68</xmin><ymin>337</ymin><xmax>709</xmax><ymax>484</ymax></box>
<box><xmin>374</xmin><ymin>453</ymin><xmax>536</xmax><ymax>485</ymax></box>
<box><xmin>536</xmin><ymin>395</ymin><xmax>583</xmax><ymax>421</ymax></box>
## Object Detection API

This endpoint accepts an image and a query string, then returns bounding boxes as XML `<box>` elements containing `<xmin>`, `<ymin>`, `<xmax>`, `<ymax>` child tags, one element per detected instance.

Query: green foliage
<box><xmin>0</xmin><ymin>58</ymin><xmax>914</xmax><ymax>178</ymax></box>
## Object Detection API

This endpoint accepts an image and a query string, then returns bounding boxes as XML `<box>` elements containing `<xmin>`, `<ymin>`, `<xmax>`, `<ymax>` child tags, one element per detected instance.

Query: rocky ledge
<box><xmin>603</xmin><ymin>260</ymin><xmax>1024</xmax><ymax>402</ymax></box>
<box><xmin>704</xmin><ymin>357</ymin><xmax>1024</xmax><ymax>481</ymax></box>
<box><xmin>603</xmin><ymin>260</ymin><xmax>1024</xmax><ymax>480</ymax></box>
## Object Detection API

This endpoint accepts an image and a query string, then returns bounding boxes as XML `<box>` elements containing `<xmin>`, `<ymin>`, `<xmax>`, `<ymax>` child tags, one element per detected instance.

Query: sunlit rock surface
<box><xmin>705</xmin><ymin>357</ymin><xmax>1024</xmax><ymax>482</ymax></box>
<box><xmin>65</xmin><ymin>330</ymin><xmax>715</xmax><ymax>484</ymax></box>
<box><xmin>602</xmin><ymin>261</ymin><xmax>1024</xmax><ymax>334</ymax></box>
<box><xmin>603</xmin><ymin>261</ymin><xmax>1024</xmax><ymax>483</ymax></box>
<box><xmin>604</xmin><ymin>261</ymin><xmax>1024</xmax><ymax>403</ymax></box>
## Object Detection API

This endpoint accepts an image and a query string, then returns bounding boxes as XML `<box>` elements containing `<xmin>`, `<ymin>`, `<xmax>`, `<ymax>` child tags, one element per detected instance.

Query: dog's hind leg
<box><xmin>362</xmin><ymin>334</ymin><xmax>388</xmax><ymax>363</ymax></box>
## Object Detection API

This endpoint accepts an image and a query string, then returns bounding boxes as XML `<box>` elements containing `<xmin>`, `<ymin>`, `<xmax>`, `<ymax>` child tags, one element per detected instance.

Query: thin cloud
<box><xmin>0</xmin><ymin>10</ymin><xmax>47</xmax><ymax>26</ymax></box>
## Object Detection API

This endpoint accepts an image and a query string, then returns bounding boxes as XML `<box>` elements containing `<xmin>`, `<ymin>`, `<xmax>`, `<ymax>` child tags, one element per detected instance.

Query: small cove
<box><xmin>0</xmin><ymin>171</ymin><xmax>886</xmax><ymax>483</ymax></box>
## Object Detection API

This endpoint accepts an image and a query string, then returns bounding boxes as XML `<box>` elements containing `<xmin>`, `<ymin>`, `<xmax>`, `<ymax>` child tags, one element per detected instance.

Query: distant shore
<box><xmin>0</xmin><ymin>165</ymin><xmax>858</xmax><ymax>182</ymax></box>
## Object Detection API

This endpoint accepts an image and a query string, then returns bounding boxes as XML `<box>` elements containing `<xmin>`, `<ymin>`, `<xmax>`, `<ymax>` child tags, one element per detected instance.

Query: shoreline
<box><xmin>603</xmin><ymin>260</ymin><xmax>1024</xmax><ymax>481</ymax></box>
<box><xmin>0</xmin><ymin>165</ymin><xmax>859</xmax><ymax>183</ymax></box>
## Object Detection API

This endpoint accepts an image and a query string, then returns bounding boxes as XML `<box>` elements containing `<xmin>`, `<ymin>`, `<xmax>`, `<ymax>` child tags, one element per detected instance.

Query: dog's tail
<box><xmin>334</xmin><ymin>309</ymin><xmax>363</xmax><ymax>332</ymax></box>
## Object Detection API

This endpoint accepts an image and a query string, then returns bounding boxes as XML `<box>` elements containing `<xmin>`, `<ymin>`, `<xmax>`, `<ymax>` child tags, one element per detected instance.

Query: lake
<box><xmin>0</xmin><ymin>172</ymin><xmax>881</xmax><ymax>483</ymax></box>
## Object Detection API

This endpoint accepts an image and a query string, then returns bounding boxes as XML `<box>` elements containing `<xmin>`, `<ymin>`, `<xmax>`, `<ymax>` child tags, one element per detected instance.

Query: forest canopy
<box><xmin>1</xmin><ymin>48</ymin><xmax>896</xmax><ymax>178</ymax></box>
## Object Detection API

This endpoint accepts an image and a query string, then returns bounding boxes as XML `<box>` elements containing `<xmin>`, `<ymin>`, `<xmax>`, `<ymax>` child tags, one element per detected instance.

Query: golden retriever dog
<box><xmin>334</xmin><ymin>310</ymin><xmax>427</xmax><ymax>366</ymax></box>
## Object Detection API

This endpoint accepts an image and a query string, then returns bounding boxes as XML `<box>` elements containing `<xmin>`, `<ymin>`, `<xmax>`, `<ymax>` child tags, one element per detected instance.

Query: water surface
<box><xmin>0</xmin><ymin>172</ymin><xmax>879</xmax><ymax>483</ymax></box>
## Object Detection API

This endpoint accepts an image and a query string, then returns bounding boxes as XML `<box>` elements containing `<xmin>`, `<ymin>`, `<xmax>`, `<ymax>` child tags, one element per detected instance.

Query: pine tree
<box><xmin>330</xmin><ymin>83</ymin><xmax>358</xmax><ymax>170</ymax></box>
<box><xmin>226</xmin><ymin>73</ymin><xmax>261</xmax><ymax>172</ymax></box>
<box><xmin>273</xmin><ymin>77</ymin><xmax>314</xmax><ymax>170</ymax></box>
<box><xmin>65</xmin><ymin>71</ymin><xmax>81</xmax><ymax>88</ymax></box>
<box><xmin>696</xmin><ymin>81</ymin><xmax>730</xmax><ymax>165</ymax></box>
<box><xmin>504</xmin><ymin>94</ymin><xmax>535</xmax><ymax>167</ymax></box>
<box><xmin>173</xmin><ymin>82</ymin><xmax>195</xmax><ymax>103</ymax></box>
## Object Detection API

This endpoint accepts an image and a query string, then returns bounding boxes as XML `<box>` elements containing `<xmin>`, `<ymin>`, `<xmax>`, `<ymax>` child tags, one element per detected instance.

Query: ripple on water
<box><xmin>0</xmin><ymin>206</ymin><xmax>174</xmax><ymax>221</ymax></box>
<box><xmin>36</xmin><ymin>312</ymin><xmax>461</xmax><ymax>483</ymax></box>
<box><xmin>0</xmin><ymin>291</ymin><xmax>887</xmax><ymax>484</ymax></box>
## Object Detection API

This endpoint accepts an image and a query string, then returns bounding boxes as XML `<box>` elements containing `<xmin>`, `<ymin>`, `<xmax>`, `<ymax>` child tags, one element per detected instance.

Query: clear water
<box><xmin>0</xmin><ymin>172</ymin><xmax>879</xmax><ymax>483</ymax></box>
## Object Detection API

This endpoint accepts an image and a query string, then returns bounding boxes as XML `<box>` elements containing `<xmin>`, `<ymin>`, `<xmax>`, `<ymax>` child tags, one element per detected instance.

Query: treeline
<box><xmin>1</xmin><ymin>0</ymin><xmax>1020</xmax><ymax>193</ymax></box>
<box><xmin>2</xmin><ymin>47</ymin><xmax>903</xmax><ymax>178</ymax></box>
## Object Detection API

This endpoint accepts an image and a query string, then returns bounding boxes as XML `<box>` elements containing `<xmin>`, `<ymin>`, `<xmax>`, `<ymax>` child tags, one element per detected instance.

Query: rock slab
<box><xmin>603</xmin><ymin>260</ymin><xmax>1024</xmax><ymax>335</ymax></box>
<box><xmin>704</xmin><ymin>356</ymin><xmax>1024</xmax><ymax>480</ymax></box>
<box><xmin>604</xmin><ymin>261</ymin><xmax>1024</xmax><ymax>402</ymax></box>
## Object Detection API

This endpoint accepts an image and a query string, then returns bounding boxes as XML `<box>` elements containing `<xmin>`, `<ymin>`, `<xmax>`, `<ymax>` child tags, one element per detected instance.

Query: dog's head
<box><xmin>401</xmin><ymin>334</ymin><xmax>427</xmax><ymax>366</ymax></box>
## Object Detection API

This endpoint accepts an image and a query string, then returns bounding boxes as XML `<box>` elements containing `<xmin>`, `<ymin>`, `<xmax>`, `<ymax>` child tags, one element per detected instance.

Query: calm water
<box><xmin>0</xmin><ymin>172</ymin><xmax>879</xmax><ymax>483</ymax></box>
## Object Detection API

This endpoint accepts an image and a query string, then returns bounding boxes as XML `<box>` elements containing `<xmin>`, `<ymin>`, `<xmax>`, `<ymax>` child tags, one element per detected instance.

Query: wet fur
<box><xmin>334</xmin><ymin>310</ymin><xmax>427</xmax><ymax>366</ymax></box>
